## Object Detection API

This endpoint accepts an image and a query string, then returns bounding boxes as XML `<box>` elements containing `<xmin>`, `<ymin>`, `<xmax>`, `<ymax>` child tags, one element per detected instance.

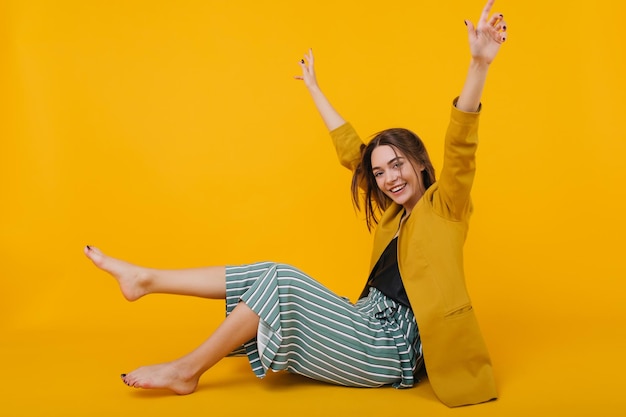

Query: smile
<box><xmin>390</xmin><ymin>184</ymin><xmax>406</xmax><ymax>194</ymax></box>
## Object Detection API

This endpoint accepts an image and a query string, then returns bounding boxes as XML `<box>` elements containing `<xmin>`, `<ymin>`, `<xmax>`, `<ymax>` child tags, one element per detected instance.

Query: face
<box><xmin>371</xmin><ymin>145</ymin><xmax>424</xmax><ymax>214</ymax></box>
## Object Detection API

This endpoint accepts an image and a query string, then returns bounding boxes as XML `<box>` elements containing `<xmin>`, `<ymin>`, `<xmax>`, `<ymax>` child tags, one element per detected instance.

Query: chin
<box><xmin>391</xmin><ymin>196</ymin><xmax>408</xmax><ymax>206</ymax></box>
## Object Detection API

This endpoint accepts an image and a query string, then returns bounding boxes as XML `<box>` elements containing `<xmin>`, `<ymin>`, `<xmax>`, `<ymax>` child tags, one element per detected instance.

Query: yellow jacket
<box><xmin>329</xmin><ymin>101</ymin><xmax>497</xmax><ymax>407</ymax></box>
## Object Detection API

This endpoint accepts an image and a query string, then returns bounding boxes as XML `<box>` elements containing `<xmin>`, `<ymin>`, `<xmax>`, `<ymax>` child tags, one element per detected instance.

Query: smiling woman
<box><xmin>372</xmin><ymin>147</ymin><xmax>424</xmax><ymax>213</ymax></box>
<box><xmin>357</xmin><ymin>127</ymin><xmax>437</xmax><ymax>228</ymax></box>
<box><xmin>83</xmin><ymin>0</ymin><xmax>506</xmax><ymax>408</ymax></box>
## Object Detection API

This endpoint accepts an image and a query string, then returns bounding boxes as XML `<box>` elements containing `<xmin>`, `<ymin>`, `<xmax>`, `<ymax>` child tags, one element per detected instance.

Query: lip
<box><xmin>389</xmin><ymin>183</ymin><xmax>407</xmax><ymax>194</ymax></box>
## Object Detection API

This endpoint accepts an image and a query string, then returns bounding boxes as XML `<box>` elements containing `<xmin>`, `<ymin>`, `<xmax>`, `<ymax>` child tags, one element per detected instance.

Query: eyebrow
<box><xmin>372</xmin><ymin>156</ymin><xmax>404</xmax><ymax>171</ymax></box>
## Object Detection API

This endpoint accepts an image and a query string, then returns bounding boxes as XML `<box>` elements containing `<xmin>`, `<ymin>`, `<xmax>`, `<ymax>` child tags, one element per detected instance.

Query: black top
<box><xmin>359</xmin><ymin>237</ymin><xmax>411</xmax><ymax>307</ymax></box>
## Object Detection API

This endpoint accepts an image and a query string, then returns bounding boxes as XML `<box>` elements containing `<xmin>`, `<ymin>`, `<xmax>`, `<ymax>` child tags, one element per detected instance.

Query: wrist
<box><xmin>469</xmin><ymin>58</ymin><xmax>491</xmax><ymax>71</ymax></box>
<box><xmin>306</xmin><ymin>83</ymin><xmax>322</xmax><ymax>94</ymax></box>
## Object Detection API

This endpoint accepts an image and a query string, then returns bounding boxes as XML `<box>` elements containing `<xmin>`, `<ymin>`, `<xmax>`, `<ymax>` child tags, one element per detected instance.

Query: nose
<box><xmin>386</xmin><ymin>169</ymin><xmax>400</xmax><ymax>183</ymax></box>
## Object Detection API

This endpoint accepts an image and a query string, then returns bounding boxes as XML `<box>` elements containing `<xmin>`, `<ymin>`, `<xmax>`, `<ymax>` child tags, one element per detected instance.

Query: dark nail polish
<box><xmin>464</xmin><ymin>20</ymin><xmax>467</xmax><ymax>26</ymax></box>
<box><xmin>86</xmin><ymin>245</ymin><xmax>91</xmax><ymax>250</ymax></box>
<box><xmin>121</xmin><ymin>373</ymin><xmax>126</xmax><ymax>378</ymax></box>
<box><xmin>503</xmin><ymin>25</ymin><xmax>507</xmax><ymax>30</ymax></box>
<box><xmin>300</xmin><ymin>59</ymin><xmax>304</xmax><ymax>64</ymax></box>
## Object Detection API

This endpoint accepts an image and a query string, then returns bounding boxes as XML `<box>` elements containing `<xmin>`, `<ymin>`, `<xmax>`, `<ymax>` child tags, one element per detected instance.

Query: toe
<box><xmin>122</xmin><ymin>373</ymin><xmax>134</xmax><ymax>386</ymax></box>
<box><xmin>85</xmin><ymin>246</ymin><xmax>105</xmax><ymax>265</ymax></box>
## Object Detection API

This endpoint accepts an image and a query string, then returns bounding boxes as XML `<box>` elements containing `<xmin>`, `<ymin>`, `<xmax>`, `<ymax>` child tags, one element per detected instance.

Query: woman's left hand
<box><xmin>465</xmin><ymin>0</ymin><xmax>507</xmax><ymax>65</ymax></box>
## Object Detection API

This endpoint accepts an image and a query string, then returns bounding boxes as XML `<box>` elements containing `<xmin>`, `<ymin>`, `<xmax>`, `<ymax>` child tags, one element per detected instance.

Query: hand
<box><xmin>294</xmin><ymin>48</ymin><xmax>319</xmax><ymax>90</ymax></box>
<box><xmin>294</xmin><ymin>48</ymin><xmax>345</xmax><ymax>131</ymax></box>
<box><xmin>465</xmin><ymin>0</ymin><xmax>507</xmax><ymax>65</ymax></box>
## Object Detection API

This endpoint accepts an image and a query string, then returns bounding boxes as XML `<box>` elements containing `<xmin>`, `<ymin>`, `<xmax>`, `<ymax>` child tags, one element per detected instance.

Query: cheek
<box><xmin>402</xmin><ymin>166</ymin><xmax>418</xmax><ymax>184</ymax></box>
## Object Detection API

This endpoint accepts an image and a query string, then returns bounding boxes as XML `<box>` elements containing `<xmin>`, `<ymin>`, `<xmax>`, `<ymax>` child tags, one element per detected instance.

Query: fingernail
<box><xmin>300</xmin><ymin>59</ymin><xmax>304</xmax><ymax>64</ymax></box>
<box><xmin>503</xmin><ymin>25</ymin><xmax>507</xmax><ymax>30</ymax></box>
<box><xmin>464</xmin><ymin>20</ymin><xmax>467</xmax><ymax>26</ymax></box>
<box><xmin>86</xmin><ymin>245</ymin><xmax>91</xmax><ymax>250</ymax></box>
<box><xmin>121</xmin><ymin>373</ymin><xmax>126</xmax><ymax>378</ymax></box>
<box><xmin>499</xmin><ymin>14</ymin><xmax>503</xmax><ymax>17</ymax></box>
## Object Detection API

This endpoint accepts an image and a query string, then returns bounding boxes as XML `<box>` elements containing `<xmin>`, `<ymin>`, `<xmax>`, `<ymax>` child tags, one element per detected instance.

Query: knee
<box><xmin>273</xmin><ymin>263</ymin><xmax>307</xmax><ymax>289</ymax></box>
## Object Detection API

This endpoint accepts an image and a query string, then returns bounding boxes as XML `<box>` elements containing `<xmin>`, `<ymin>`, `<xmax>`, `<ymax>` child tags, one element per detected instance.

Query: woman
<box><xmin>85</xmin><ymin>0</ymin><xmax>506</xmax><ymax>407</ymax></box>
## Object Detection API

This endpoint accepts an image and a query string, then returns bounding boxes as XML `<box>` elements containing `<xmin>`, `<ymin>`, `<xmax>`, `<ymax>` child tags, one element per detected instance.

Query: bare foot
<box><xmin>84</xmin><ymin>246</ymin><xmax>150</xmax><ymax>301</ymax></box>
<box><xmin>121</xmin><ymin>362</ymin><xmax>199</xmax><ymax>395</ymax></box>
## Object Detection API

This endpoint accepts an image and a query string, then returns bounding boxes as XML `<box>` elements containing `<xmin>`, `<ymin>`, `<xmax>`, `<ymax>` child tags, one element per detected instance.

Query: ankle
<box><xmin>172</xmin><ymin>358</ymin><xmax>204</xmax><ymax>382</ymax></box>
<box><xmin>135</xmin><ymin>268</ymin><xmax>154</xmax><ymax>294</ymax></box>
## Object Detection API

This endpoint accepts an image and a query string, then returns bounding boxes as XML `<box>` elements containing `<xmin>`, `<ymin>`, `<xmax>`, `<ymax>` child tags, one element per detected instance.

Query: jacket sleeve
<box><xmin>329</xmin><ymin>122</ymin><xmax>364</xmax><ymax>172</ymax></box>
<box><xmin>433</xmin><ymin>98</ymin><xmax>481</xmax><ymax>221</ymax></box>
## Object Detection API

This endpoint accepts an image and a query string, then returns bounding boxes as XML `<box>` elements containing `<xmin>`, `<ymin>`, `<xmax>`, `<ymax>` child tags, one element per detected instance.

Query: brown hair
<box><xmin>351</xmin><ymin>128</ymin><xmax>436</xmax><ymax>231</ymax></box>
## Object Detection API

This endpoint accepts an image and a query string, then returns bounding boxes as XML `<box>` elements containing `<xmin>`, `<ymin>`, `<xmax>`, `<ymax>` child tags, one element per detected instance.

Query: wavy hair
<box><xmin>351</xmin><ymin>128</ymin><xmax>436</xmax><ymax>231</ymax></box>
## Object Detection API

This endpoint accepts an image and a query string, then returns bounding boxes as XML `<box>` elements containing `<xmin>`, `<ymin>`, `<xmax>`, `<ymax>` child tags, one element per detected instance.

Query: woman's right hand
<box><xmin>294</xmin><ymin>48</ymin><xmax>345</xmax><ymax>131</ymax></box>
<box><xmin>294</xmin><ymin>48</ymin><xmax>319</xmax><ymax>91</ymax></box>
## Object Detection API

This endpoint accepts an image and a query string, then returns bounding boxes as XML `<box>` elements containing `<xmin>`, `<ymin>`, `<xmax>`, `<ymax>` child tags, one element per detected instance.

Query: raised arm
<box><xmin>435</xmin><ymin>0</ymin><xmax>508</xmax><ymax>219</ymax></box>
<box><xmin>456</xmin><ymin>0</ymin><xmax>507</xmax><ymax>112</ymax></box>
<box><xmin>295</xmin><ymin>49</ymin><xmax>346</xmax><ymax>131</ymax></box>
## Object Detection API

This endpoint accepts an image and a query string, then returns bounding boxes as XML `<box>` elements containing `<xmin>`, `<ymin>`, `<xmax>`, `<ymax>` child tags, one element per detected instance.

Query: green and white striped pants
<box><xmin>226</xmin><ymin>262</ymin><xmax>423</xmax><ymax>388</ymax></box>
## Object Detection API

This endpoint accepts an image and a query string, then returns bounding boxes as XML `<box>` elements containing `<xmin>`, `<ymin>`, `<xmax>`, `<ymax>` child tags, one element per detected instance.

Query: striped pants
<box><xmin>225</xmin><ymin>262</ymin><xmax>423</xmax><ymax>388</ymax></box>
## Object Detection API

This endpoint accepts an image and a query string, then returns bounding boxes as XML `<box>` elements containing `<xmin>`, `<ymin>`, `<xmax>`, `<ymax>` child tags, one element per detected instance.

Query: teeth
<box><xmin>391</xmin><ymin>184</ymin><xmax>405</xmax><ymax>193</ymax></box>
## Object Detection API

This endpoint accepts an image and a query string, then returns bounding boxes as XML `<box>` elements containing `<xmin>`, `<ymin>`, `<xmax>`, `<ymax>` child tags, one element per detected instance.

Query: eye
<box><xmin>374</xmin><ymin>171</ymin><xmax>383</xmax><ymax>178</ymax></box>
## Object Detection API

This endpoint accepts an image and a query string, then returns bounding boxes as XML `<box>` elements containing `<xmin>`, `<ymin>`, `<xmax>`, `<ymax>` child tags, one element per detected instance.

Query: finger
<box><xmin>493</xmin><ymin>26</ymin><xmax>507</xmax><ymax>43</ymax></box>
<box><xmin>488</xmin><ymin>13</ymin><xmax>503</xmax><ymax>28</ymax></box>
<box><xmin>480</xmin><ymin>0</ymin><xmax>496</xmax><ymax>23</ymax></box>
<box><xmin>294</xmin><ymin>57</ymin><xmax>306</xmax><ymax>80</ymax></box>
<box><xmin>496</xmin><ymin>18</ymin><xmax>507</xmax><ymax>32</ymax></box>
<box><xmin>465</xmin><ymin>19</ymin><xmax>476</xmax><ymax>38</ymax></box>
<box><xmin>489</xmin><ymin>16</ymin><xmax>506</xmax><ymax>38</ymax></box>
<box><xmin>299</xmin><ymin>58</ymin><xmax>307</xmax><ymax>71</ymax></box>
<box><xmin>294</xmin><ymin>60</ymin><xmax>305</xmax><ymax>80</ymax></box>
<box><xmin>302</xmin><ymin>52</ymin><xmax>313</xmax><ymax>68</ymax></box>
<box><xmin>307</xmin><ymin>48</ymin><xmax>314</xmax><ymax>65</ymax></box>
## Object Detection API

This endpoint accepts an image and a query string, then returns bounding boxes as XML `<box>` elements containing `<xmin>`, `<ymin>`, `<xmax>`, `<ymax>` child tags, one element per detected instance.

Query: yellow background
<box><xmin>1</xmin><ymin>0</ymin><xmax>625</xmax><ymax>416</ymax></box>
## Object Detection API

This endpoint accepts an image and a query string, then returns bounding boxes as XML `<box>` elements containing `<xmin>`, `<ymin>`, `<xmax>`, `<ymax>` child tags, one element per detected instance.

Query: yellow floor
<box><xmin>2</xmin><ymin>305</ymin><xmax>624</xmax><ymax>417</ymax></box>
